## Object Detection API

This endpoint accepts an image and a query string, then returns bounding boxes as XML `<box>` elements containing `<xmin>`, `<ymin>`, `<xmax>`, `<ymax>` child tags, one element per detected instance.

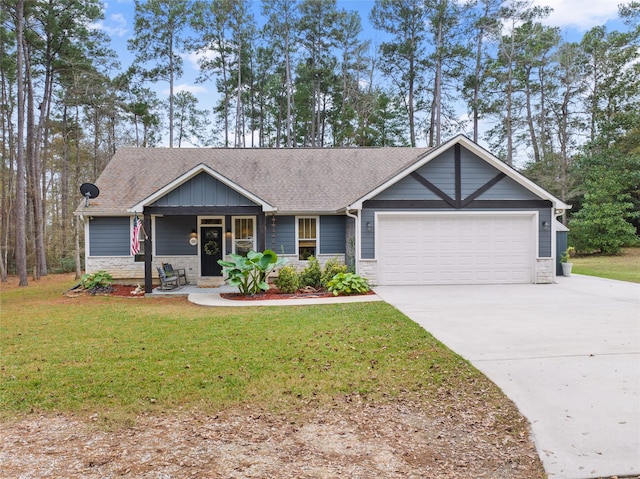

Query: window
<box><xmin>297</xmin><ymin>217</ymin><xmax>317</xmax><ymax>260</ymax></box>
<box><xmin>234</xmin><ymin>217</ymin><xmax>255</xmax><ymax>256</ymax></box>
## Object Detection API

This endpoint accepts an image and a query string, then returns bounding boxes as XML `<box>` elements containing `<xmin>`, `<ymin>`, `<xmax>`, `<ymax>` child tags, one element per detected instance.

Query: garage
<box><xmin>376</xmin><ymin>212</ymin><xmax>535</xmax><ymax>285</ymax></box>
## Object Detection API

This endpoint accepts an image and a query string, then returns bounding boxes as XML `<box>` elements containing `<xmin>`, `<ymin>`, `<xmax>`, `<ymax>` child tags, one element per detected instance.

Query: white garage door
<box><xmin>377</xmin><ymin>213</ymin><xmax>534</xmax><ymax>285</ymax></box>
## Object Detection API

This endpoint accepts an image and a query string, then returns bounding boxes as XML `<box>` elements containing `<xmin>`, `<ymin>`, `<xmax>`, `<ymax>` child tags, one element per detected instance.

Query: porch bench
<box><xmin>157</xmin><ymin>266</ymin><xmax>179</xmax><ymax>290</ymax></box>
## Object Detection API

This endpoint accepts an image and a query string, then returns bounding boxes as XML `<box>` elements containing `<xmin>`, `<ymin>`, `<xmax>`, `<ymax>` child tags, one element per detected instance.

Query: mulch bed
<box><xmin>220</xmin><ymin>287</ymin><xmax>374</xmax><ymax>301</ymax></box>
<box><xmin>64</xmin><ymin>284</ymin><xmax>144</xmax><ymax>298</ymax></box>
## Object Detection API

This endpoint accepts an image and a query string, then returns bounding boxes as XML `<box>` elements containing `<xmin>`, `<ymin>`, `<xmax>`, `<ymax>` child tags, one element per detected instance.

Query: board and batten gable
<box><xmin>151</xmin><ymin>172</ymin><xmax>258</xmax><ymax>208</ymax></box>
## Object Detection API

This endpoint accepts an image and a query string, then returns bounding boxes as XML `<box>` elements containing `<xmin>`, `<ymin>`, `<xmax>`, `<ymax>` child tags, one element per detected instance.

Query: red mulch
<box><xmin>220</xmin><ymin>287</ymin><xmax>375</xmax><ymax>301</ymax></box>
<box><xmin>110</xmin><ymin>284</ymin><xmax>144</xmax><ymax>297</ymax></box>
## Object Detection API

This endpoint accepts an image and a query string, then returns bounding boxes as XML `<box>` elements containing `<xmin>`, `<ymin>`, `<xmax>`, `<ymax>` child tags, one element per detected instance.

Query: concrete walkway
<box><xmin>374</xmin><ymin>275</ymin><xmax>640</xmax><ymax>479</ymax></box>
<box><xmin>187</xmin><ymin>287</ymin><xmax>383</xmax><ymax>307</ymax></box>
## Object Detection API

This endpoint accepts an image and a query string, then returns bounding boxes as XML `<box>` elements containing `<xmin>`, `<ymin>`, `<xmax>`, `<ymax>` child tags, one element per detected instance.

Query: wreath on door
<box><xmin>204</xmin><ymin>240</ymin><xmax>220</xmax><ymax>256</ymax></box>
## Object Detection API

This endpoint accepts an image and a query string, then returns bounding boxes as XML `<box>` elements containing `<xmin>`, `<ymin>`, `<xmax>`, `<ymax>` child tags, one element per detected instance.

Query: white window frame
<box><xmin>296</xmin><ymin>216</ymin><xmax>319</xmax><ymax>260</ymax></box>
<box><xmin>232</xmin><ymin>216</ymin><xmax>256</xmax><ymax>255</ymax></box>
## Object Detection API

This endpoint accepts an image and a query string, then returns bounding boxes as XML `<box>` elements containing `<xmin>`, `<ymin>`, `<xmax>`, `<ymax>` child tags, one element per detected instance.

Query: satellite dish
<box><xmin>80</xmin><ymin>183</ymin><xmax>100</xmax><ymax>207</ymax></box>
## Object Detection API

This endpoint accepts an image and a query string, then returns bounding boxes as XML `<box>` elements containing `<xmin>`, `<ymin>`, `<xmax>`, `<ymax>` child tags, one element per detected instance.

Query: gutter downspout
<box><xmin>345</xmin><ymin>208</ymin><xmax>360</xmax><ymax>274</ymax></box>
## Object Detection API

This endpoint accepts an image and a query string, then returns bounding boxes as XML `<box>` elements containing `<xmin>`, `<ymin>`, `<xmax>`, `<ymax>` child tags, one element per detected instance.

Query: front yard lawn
<box><xmin>572</xmin><ymin>247</ymin><xmax>640</xmax><ymax>283</ymax></box>
<box><xmin>0</xmin><ymin>274</ymin><xmax>544</xmax><ymax>478</ymax></box>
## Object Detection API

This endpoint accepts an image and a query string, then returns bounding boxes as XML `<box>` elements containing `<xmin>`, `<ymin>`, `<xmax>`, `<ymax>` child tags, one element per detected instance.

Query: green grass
<box><xmin>1</xmin><ymin>275</ymin><xmax>485</xmax><ymax>422</ymax></box>
<box><xmin>571</xmin><ymin>247</ymin><xmax>640</xmax><ymax>283</ymax></box>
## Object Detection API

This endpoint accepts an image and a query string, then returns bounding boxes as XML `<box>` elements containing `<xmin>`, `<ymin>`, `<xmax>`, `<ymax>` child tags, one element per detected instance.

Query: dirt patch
<box><xmin>0</xmin><ymin>398</ymin><xmax>547</xmax><ymax>479</ymax></box>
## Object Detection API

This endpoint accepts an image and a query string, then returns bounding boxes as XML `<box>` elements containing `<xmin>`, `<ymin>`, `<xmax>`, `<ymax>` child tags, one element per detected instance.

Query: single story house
<box><xmin>75</xmin><ymin>135</ymin><xmax>570</xmax><ymax>293</ymax></box>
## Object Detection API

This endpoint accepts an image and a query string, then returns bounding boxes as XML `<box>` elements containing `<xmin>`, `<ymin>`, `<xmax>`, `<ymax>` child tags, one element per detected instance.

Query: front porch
<box><xmin>147</xmin><ymin>283</ymin><xmax>238</xmax><ymax>297</ymax></box>
<box><xmin>139</xmin><ymin>211</ymin><xmax>267</xmax><ymax>293</ymax></box>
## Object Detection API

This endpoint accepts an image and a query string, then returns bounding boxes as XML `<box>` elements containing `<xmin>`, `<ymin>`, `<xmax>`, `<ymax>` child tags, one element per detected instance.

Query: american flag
<box><xmin>131</xmin><ymin>214</ymin><xmax>142</xmax><ymax>255</ymax></box>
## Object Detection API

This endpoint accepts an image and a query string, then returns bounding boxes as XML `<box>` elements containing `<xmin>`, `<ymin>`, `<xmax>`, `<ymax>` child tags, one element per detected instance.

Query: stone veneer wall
<box><xmin>86</xmin><ymin>256</ymin><xmax>198</xmax><ymax>284</ymax></box>
<box><xmin>357</xmin><ymin>260</ymin><xmax>378</xmax><ymax>286</ymax></box>
<box><xmin>535</xmin><ymin>258</ymin><xmax>554</xmax><ymax>284</ymax></box>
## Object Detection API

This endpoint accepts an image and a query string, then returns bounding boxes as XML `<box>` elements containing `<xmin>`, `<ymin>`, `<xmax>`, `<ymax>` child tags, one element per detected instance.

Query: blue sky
<box><xmin>93</xmin><ymin>0</ymin><xmax>630</xmax><ymax>147</ymax></box>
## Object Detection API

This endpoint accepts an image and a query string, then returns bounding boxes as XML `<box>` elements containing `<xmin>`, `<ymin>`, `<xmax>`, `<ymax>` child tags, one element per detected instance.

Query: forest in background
<box><xmin>1</xmin><ymin>0</ymin><xmax>639</xmax><ymax>286</ymax></box>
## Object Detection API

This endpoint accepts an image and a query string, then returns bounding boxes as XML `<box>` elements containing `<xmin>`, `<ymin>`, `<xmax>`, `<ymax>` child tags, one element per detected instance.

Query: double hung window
<box><xmin>297</xmin><ymin>217</ymin><xmax>317</xmax><ymax>260</ymax></box>
<box><xmin>234</xmin><ymin>217</ymin><xmax>255</xmax><ymax>256</ymax></box>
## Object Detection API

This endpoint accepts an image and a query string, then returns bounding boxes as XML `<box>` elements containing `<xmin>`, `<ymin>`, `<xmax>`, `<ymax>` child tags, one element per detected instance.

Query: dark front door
<box><xmin>201</xmin><ymin>226</ymin><xmax>223</xmax><ymax>276</ymax></box>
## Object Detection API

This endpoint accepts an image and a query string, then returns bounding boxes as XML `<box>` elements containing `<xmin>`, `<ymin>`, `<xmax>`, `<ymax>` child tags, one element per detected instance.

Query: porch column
<box><xmin>144</xmin><ymin>213</ymin><xmax>153</xmax><ymax>293</ymax></box>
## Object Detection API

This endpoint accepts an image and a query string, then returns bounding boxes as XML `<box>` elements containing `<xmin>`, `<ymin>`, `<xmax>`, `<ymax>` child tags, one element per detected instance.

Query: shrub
<box><xmin>275</xmin><ymin>265</ymin><xmax>300</xmax><ymax>294</ymax></box>
<box><xmin>299</xmin><ymin>256</ymin><xmax>322</xmax><ymax>289</ymax></box>
<box><xmin>51</xmin><ymin>256</ymin><xmax>77</xmax><ymax>274</ymax></box>
<box><xmin>560</xmin><ymin>246</ymin><xmax>576</xmax><ymax>263</ymax></box>
<box><xmin>320</xmin><ymin>257</ymin><xmax>347</xmax><ymax>288</ymax></box>
<box><xmin>81</xmin><ymin>270</ymin><xmax>114</xmax><ymax>294</ymax></box>
<box><xmin>218</xmin><ymin>250</ymin><xmax>287</xmax><ymax>295</ymax></box>
<box><xmin>327</xmin><ymin>272</ymin><xmax>370</xmax><ymax>296</ymax></box>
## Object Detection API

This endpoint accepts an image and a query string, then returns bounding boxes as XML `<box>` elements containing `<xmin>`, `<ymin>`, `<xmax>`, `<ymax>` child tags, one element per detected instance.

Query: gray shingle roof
<box><xmin>76</xmin><ymin>147</ymin><xmax>432</xmax><ymax>215</ymax></box>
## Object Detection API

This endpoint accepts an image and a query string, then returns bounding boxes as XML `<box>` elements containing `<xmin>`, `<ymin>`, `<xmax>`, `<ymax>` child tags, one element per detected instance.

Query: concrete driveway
<box><xmin>374</xmin><ymin>275</ymin><xmax>640</xmax><ymax>479</ymax></box>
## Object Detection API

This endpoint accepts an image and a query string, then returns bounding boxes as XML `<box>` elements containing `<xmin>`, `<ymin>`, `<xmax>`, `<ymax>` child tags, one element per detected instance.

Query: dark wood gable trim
<box><xmin>364</xmin><ymin>199</ymin><xmax>551</xmax><ymax>209</ymax></box>
<box><xmin>369</xmin><ymin>145</ymin><xmax>540</xmax><ymax>210</ymax></box>
<box><xmin>409</xmin><ymin>172</ymin><xmax>456</xmax><ymax>208</ymax></box>
<box><xmin>460</xmin><ymin>172</ymin><xmax>507</xmax><ymax>208</ymax></box>
<box><xmin>455</xmin><ymin>143</ymin><xmax>462</xmax><ymax>208</ymax></box>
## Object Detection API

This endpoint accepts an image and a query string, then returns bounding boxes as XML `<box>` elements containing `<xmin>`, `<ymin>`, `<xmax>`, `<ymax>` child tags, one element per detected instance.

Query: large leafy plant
<box><xmin>80</xmin><ymin>270</ymin><xmax>114</xmax><ymax>294</ymax></box>
<box><xmin>327</xmin><ymin>272</ymin><xmax>370</xmax><ymax>296</ymax></box>
<box><xmin>218</xmin><ymin>250</ymin><xmax>287</xmax><ymax>295</ymax></box>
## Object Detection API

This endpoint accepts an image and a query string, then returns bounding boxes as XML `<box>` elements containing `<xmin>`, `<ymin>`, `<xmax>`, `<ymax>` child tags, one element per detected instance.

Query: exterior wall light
<box><xmin>189</xmin><ymin>230</ymin><xmax>198</xmax><ymax>246</ymax></box>
<box><xmin>366</xmin><ymin>221</ymin><xmax>373</xmax><ymax>233</ymax></box>
<box><xmin>542</xmin><ymin>221</ymin><xmax>550</xmax><ymax>231</ymax></box>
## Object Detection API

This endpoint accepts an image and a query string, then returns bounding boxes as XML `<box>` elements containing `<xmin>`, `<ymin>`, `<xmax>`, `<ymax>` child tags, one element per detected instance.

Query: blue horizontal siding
<box><xmin>319</xmin><ymin>216</ymin><xmax>346</xmax><ymax>254</ymax></box>
<box><xmin>538</xmin><ymin>208</ymin><xmax>552</xmax><ymax>257</ymax></box>
<box><xmin>90</xmin><ymin>217</ymin><xmax>130</xmax><ymax>256</ymax></box>
<box><xmin>270</xmin><ymin>215</ymin><xmax>346</xmax><ymax>256</ymax></box>
<box><xmin>361</xmin><ymin>209</ymin><xmax>376</xmax><ymax>259</ymax></box>
<box><xmin>156</xmin><ymin>216</ymin><xmax>198</xmax><ymax>255</ymax></box>
<box><xmin>272</xmin><ymin>216</ymin><xmax>296</xmax><ymax>254</ymax></box>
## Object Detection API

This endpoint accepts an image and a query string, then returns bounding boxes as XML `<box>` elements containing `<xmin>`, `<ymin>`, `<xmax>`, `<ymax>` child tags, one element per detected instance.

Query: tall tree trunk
<box><xmin>434</xmin><ymin>12</ymin><xmax>443</xmax><ymax>146</ymax></box>
<box><xmin>524</xmin><ymin>68</ymin><xmax>541</xmax><ymax>162</ymax></box>
<box><xmin>15</xmin><ymin>0</ymin><xmax>28</xmax><ymax>286</ymax></box>
<box><xmin>235</xmin><ymin>36</ymin><xmax>244</xmax><ymax>147</ymax></box>
<box><xmin>285</xmin><ymin>30</ymin><xmax>293</xmax><ymax>147</ymax></box>
<box><xmin>169</xmin><ymin>30</ymin><xmax>174</xmax><ymax>148</ymax></box>
<box><xmin>74</xmin><ymin>216</ymin><xmax>82</xmax><ymax>280</ymax></box>
<box><xmin>408</xmin><ymin>58</ymin><xmax>416</xmax><ymax>147</ymax></box>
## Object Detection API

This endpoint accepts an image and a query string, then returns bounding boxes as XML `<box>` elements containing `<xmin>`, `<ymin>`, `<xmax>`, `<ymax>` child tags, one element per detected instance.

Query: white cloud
<box><xmin>90</xmin><ymin>13</ymin><xmax>128</xmax><ymax>38</ymax></box>
<box><xmin>162</xmin><ymin>84</ymin><xmax>208</xmax><ymax>96</ymax></box>
<box><xmin>183</xmin><ymin>48</ymin><xmax>223</xmax><ymax>73</ymax></box>
<box><xmin>531</xmin><ymin>0</ymin><xmax>620</xmax><ymax>30</ymax></box>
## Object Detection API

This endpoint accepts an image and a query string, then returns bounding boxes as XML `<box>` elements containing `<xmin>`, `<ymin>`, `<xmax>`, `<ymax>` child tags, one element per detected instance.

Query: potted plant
<box><xmin>560</xmin><ymin>246</ymin><xmax>576</xmax><ymax>276</ymax></box>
